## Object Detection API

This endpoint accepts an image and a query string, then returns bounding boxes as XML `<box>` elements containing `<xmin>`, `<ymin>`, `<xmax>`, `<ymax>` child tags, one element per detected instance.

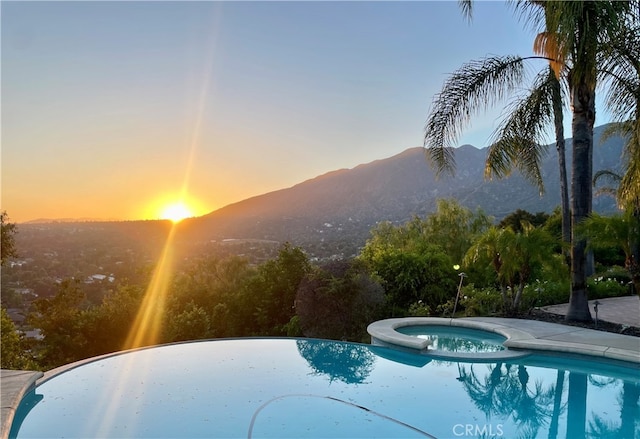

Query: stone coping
<box><xmin>367</xmin><ymin>317</ymin><xmax>640</xmax><ymax>365</ymax></box>
<box><xmin>1</xmin><ymin>370</ymin><xmax>43</xmax><ymax>439</ymax></box>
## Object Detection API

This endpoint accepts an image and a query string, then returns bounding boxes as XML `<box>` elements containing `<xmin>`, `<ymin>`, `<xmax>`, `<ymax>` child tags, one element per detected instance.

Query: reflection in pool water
<box><xmin>296</xmin><ymin>339</ymin><xmax>375</xmax><ymax>384</ymax></box>
<box><xmin>396</xmin><ymin>325</ymin><xmax>507</xmax><ymax>352</ymax></box>
<box><xmin>10</xmin><ymin>338</ymin><xmax>640</xmax><ymax>438</ymax></box>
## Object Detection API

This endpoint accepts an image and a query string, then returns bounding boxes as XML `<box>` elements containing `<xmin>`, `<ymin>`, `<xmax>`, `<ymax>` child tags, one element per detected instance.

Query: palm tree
<box><xmin>426</xmin><ymin>1</ymin><xmax>634</xmax><ymax>322</ymax></box>
<box><xmin>464</xmin><ymin>222</ymin><xmax>559</xmax><ymax>315</ymax></box>
<box><xmin>426</xmin><ymin>1</ymin><xmax>572</xmax><ymax>253</ymax></box>
<box><xmin>457</xmin><ymin>362</ymin><xmax>555</xmax><ymax>437</ymax></box>
<box><xmin>531</xmin><ymin>2</ymin><xmax>633</xmax><ymax>322</ymax></box>
<box><xmin>456</xmin><ymin>363</ymin><xmax>507</xmax><ymax>418</ymax></box>
<box><xmin>423</xmin><ymin>53</ymin><xmax>574</xmax><ymax>275</ymax></box>
<box><xmin>593</xmin><ymin>4</ymin><xmax>640</xmax><ymax>297</ymax></box>
<box><xmin>548</xmin><ymin>370</ymin><xmax>566</xmax><ymax>439</ymax></box>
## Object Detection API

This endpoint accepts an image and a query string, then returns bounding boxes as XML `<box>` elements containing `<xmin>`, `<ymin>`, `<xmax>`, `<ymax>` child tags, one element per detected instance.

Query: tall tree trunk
<box><xmin>566</xmin><ymin>75</ymin><xmax>595</xmax><ymax>322</ymax></box>
<box><xmin>513</xmin><ymin>283</ymin><xmax>525</xmax><ymax>314</ymax></box>
<box><xmin>630</xmin><ymin>207</ymin><xmax>640</xmax><ymax>294</ymax></box>
<box><xmin>499</xmin><ymin>285</ymin><xmax>511</xmax><ymax>315</ymax></box>
<box><xmin>619</xmin><ymin>381</ymin><xmax>640</xmax><ymax>439</ymax></box>
<box><xmin>548</xmin><ymin>370</ymin><xmax>565</xmax><ymax>439</ymax></box>
<box><xmin>566</xmin><ymin>372</ymin><xmax>587</xmax><ymax>439</ymax></box>
<box><xmin>551</xmin><ymin>69</ymin><xmax>571</xmax><ymax>258</ymax></box>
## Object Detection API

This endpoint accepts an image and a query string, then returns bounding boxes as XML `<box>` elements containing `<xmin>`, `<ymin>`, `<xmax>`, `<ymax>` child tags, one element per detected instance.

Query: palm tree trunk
<box><xmin>548</xmin><ymin>370</ymin><xmax>565</xmax><ymax>439</ymax></box>
<box><xmin>513</xmin><ymin>283</ymin><xmax>525</xmax><ymax>314</ymax></box>
<box><xmin>550</xmin><ymin>69</ymin><xmax>571</xmax><ymax>255</ymax></box>
<box><xmin>566</xmin><ymin>372</ymin><xmax>587</xmax><ymax>439</ymax></box>
<box><xmin>499</xmin><ymin>285</ymin><xmax>511</xmax><ymax>315</ymax></box>
<box><xmin>566</xmin><ymin>76</ymin><xmax>595</xmax><ymax>323</ymax></box>
<box><xmin>630</xmin><ymin>207</ymin><xmax>640</xmax><ymax>295</ymax></box>
<box><xmin>619</xmin><ymin>381</ymin><xmax>640</xmax><ymax>438</ymax></box>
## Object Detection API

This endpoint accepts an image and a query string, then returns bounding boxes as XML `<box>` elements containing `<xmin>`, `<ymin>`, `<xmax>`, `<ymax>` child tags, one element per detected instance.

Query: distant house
<box><xmin>84</xmin><ymin>274</ymin><xmax>115</xmax><ymax>284</ymax></box>
<box><xmin>22</xmin><ymin>329</ymin><xmax>43</xmax><ymax>340</ymax></box>
<box><xmin>14</xmin><ymin>288</ymin><xmax>34</xmax><ymax>295</ymax></box>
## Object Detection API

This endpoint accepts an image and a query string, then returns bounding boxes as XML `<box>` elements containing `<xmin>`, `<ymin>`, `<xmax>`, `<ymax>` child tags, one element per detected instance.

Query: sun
<box><xmin>160</xmin><ymin>202</ymin><xmax>193</xmax><ymax>223</ymax></box>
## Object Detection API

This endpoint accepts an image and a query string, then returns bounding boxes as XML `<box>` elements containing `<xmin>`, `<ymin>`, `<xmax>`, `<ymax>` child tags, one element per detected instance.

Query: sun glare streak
<box><xmin>87</xmin><ymin>6</ymin><xmax>225</xmax><ymax>436</ymax></box>
<box><xmin>178</xmin><ymin>3</ymin><xmax>223</xmax><ymax>205</ymax></box>
<box><xmin>87</xmin><ymin>224</ymin><xmax>178</xmax><ymax>437</ymax></box>
<box><xmin>123</xmin><ymin>225</ymin><xmax>176</xmax><ymax>350</ymax></box>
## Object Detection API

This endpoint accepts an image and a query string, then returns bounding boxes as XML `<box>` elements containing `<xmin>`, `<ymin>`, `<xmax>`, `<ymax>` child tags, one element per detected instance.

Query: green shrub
<box><xmin>408</xmin><ymin>300</ymin><xmax>432</xmax><ymax>316</ymax></box>
<box><xmin>435</xmin><ymin>285</ymin><xmax>502</xmax><ymax>317</ymax></box>
<box><xmin>521</xmin><ymin>279</ymin><xmax>570</xmax><ymax>309</ymax></box>
<box><xmin>587</xmin><ymin>276</ymin><xmax>630</xmax><ymax>299</ymax></box>
<box><xmin>459</xmin><ymin>285</ymin><xmax>503</xmax><ymax>316</ymax></box>
<box><xmin>435</xmin><ymin>298</ymin><xmax>455</xmax><ymax>317</ymax></box>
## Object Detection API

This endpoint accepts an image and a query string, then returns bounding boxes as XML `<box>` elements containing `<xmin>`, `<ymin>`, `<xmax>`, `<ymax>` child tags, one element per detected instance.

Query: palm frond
<box><xmin>598</xmin><ymin>7</ymin><xmax>640</xmax><ymax>122</ymax></box>
<box><xmin>510</xmin><ymin>1</ymin><xmax>546</xmax><ymax>36</ymax></box>
<box><xmin>598</xmin><ymin>121</ymin><xmax>640</xmax><ymax>211</ymax></box>
<box><xmin>424</xmin><ymin>55</ymin><xmax>527</xmax><ymax>176</ymax></box>
<box><xmin>593</xmin><ymin>169</ymin><xmax>622</xmax><ymax>187</ymax></box>
<box><xmin>533</xmin><ymin>32</ymin><xmax>565</xmax><ymax>78</ymax></box>
<box><xmin>618</xmin><ymin>144</ymin><xmax>640</xmax><ymax>210</ymax></box>
<box><xmin>485</xmin><ymin>68</ymin><xmax>557</xmax><ymax>193</ymax></box>
<box><xmin>457</xmin><ymin>0</ymin><xmax>473</xmax><ymax>23</ymax></box>
<box><xmin>544</xmin><ymin>1</ymin><xmax>631</xmax><ymax>87</ymax></box>
<box><xmin>600</xmin><ymin>121</ymin><xmax>633</xmax><ymax>143</ymax></box>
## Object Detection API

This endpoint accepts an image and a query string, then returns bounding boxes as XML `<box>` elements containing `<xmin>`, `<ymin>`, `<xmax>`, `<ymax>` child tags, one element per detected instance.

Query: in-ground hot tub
<box><xmin>395</xmin><ymin>325</ymin><xmax>507</xmax><ymax>353</ymax></box>
<box><xmin>367</xmin><ymin>317</ymin><xmax>531</xmax><ymax>361</ymax></box>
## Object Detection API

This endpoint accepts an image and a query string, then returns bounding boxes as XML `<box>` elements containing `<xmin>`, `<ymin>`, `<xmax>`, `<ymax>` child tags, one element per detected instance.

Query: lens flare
<box><xmin>87</xmin><ymin>4</ymin><xmax>223</xmax><ymax>435</ymax></box>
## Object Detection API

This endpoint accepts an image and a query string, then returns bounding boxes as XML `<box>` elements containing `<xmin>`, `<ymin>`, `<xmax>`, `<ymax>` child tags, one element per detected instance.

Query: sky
<box><xmin>2</xmin><ymin>0</ymin><xmax>547</xmax><ymax>223</ymax></box>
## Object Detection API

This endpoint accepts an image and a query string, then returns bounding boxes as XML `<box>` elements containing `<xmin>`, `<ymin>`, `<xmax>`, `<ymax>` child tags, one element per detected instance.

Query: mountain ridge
<box><xmin>19</xmin><ymin>125</ymin><xmax>623</xmax><ymax>260</ymax></box>
<box><xmin>175</xmin><ymin>124</ymin><xmax>622</xmax><ymax>254</ymax></box>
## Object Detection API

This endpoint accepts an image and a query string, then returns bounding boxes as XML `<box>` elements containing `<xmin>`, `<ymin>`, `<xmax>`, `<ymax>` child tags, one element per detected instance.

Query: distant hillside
<box><xmin>23</xmin><ymin>217</ymin><xmax>123</xmax><ymax>224</ymax></box>
<box><xmin>177</xmin><ymin>124</ymin><xmax>623</xmax><ymax>255</ymax></box>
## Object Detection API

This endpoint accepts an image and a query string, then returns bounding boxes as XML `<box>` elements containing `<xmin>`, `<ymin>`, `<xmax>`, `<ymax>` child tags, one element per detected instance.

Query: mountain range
<box><xmin>176</xmin><ymin>124</ymin><xmax>623</xmax><ymax>255</ymax></box>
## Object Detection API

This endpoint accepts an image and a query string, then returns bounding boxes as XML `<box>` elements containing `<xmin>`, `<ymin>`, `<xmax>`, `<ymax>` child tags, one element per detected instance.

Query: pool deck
<box><xmin>2</xmin><ymin>297</ymin><xmax>640</xmax><ymax>439</ymax></box>
<box><xmin>368</xmin><ymin>316</ymin><xmax>640</xmax><ymax>364</ymax></box>
<box><xmin>542</xmin><ymin>295</ymin><xmax>640</xmax><ymax>327</ymax></box>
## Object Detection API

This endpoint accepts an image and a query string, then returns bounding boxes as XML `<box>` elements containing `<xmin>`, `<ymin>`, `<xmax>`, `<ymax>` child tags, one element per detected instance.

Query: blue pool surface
<box><xmin>10</xmin><ymin>338</ymin><xmax>640</xmax><ymax>438</ymax></box>
<box><xmin>396</xmin><ymin>325</ymin><xmax>507</xmax><ymax>352</ymax></box>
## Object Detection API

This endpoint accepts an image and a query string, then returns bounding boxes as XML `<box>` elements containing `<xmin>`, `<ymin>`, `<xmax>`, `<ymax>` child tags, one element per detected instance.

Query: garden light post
<box><xmin>593</xmin><ymin>300</ymin><xmax>600</xmax><ymax>328</ymax></box>
<box><xmin>452</xmin><ymin>272</ymin><xmax>466</xmax><ymax>317</ymax></box>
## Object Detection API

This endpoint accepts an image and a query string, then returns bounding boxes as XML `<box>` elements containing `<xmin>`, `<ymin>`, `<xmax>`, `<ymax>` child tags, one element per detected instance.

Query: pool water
<box><xmin>10</xmin><ymin>338</ymin><xmax>640</xmax><ymax>438</ymax></box>
<box><xmin>396</xmin><ymin>325</ymin><xmax>507</xmax><ymax>353</ymax></box>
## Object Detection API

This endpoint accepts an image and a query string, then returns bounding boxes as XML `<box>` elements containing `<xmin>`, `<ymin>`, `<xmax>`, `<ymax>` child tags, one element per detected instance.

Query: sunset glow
<box><xmin>3</xmin><ymin>2</ymin><xmax>536</xmax><ymax>223</ymax></box>
<box><xmin>160</xmin><ymin>202</ymin><xmax>193</xmax><ymax>223</ymax></box>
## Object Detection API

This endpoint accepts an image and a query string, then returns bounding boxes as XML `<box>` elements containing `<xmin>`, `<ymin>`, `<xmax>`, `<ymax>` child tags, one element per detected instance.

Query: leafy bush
<box><xmin>295</xmin><ymin>260</ymin><xmax>384</xmax><ymax>341</ymax></box>
<box><xmin>458</xmin><ymin>285</ymin><xmax>503</xmax><ymax>316</ymax></box>
<box><xmin>408</xmin><ymin>300</ymin><xmax>431</xmax><ymax>316</ymax></box>
<box><xmin>520</xmin><ymin>279</ymin><xmax>571</xmax><ymax>309</ymax></box>
<box><xmin>434</xmin><ymin>285</ymin><xmax>502</xmax><ymax>317</ymax></box>
<box><xmin>587</xmin><ymin>275</ymin><xmax>630</xmax><ymax>299</ymax></box>
<box><xmin>438</xmin><ymin>280</ymin><xmax>572</xmax><ymax>317</ymax></box>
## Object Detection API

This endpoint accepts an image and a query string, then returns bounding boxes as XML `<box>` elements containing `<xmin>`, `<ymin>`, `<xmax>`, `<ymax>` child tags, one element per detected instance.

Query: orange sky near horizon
<box><xmin>2</xmin><ymin>1</ymin><xmax>542</xmax><ymax>224</ymax></box>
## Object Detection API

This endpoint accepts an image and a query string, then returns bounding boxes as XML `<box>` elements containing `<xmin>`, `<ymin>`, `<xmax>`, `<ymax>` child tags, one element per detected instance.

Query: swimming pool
<box><xmin>10</xmin><ymin>338</ymin><xmax>640</xmax><ymax>438</ymax></box>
